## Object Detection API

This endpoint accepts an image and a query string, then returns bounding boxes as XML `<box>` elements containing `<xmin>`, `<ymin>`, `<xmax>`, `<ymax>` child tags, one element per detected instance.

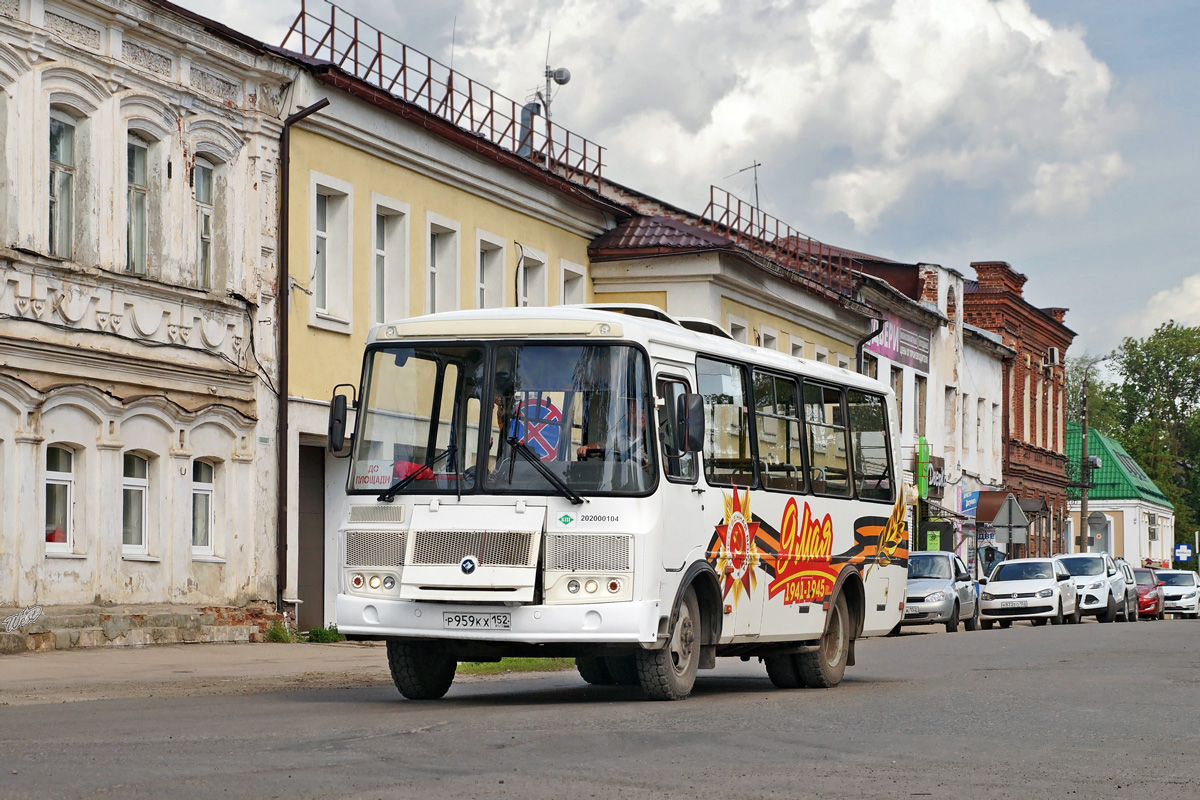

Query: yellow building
<box><xmin>276</xmin><ymin>6</ymin><xmax>625</xmax><ymax>628</ymax></box>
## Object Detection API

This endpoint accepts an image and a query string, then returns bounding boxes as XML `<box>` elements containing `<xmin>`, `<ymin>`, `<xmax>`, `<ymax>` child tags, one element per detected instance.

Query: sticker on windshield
<box><xmin>353</xmin><ymin>460</ymin><xmax>394</xmax><ymax>490</ymax></box>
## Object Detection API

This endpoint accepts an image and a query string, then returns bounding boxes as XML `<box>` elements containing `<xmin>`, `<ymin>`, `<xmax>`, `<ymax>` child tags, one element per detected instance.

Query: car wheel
<box><xmin>1049</xmin><ymin>600</ymin><xmax>1064</xmax><ymax>626</ymax></box>
<box><xmin>945</xmin><ymin>602</ymin><xmax>960</xmax><ymax>634</ymax></box>
<box><xmin>635</xmin><ymin>586</ymin><xmax>700</xmax><ymax>701</ymax></box>
<box><xmin>1117</xmin><ymin>597</ymin><xmax>1128</xmax><ymax>622</ymax></box>
<box><xmin>1072</xmin><ymin>603</ymin><xmax>1083</xmax><ymax>625</ymax></box>
<box><xmin>1032</xmin><ymin>617</ymin><xmax>1048</xmax><ymax>626</ymax></box>
<box><xmin>1099</xmin><ymin>595</ymin><xmax>1117</xmax><ymax>623</ymax></box>
<box><xmin>963</xmin><ymin>602</ymin><xmax>979</xmax><ymax>632</ymax></box>
<box><xmin>981</xmin><ymin>619</ymin><xmax>994</xmax><ymax>630</ymax></box>
<box><xmin>998</xmin><ymin>620</ymin><xmax>1012</xmax><ymax>629</ymax></box>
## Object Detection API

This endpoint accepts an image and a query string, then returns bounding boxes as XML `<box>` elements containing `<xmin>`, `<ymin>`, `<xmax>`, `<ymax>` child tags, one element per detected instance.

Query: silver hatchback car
<box><xmin>898</xmin><ymin>551</ymin><xmax>979</xmax><ymax>633</ymax></box>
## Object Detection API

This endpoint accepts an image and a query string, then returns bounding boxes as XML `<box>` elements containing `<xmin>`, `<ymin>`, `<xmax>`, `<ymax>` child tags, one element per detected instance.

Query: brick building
<box><xmin>963</xmin><ymin>262</ymin><xmax>1076</xmax><ymax>557</ymax></box>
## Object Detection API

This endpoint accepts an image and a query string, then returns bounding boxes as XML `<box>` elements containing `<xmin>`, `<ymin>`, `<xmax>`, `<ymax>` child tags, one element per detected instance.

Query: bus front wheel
<box><xmin>636</xmin><ymin>585</ymin><xmax>700</xmax><ymax>701</ymax></box>
<box><xmin>575</xmin><ymin>657</ymin><xmax>615</xmax><ymax>685</ymax></box>
<box><xmin>798</xmin><ymin>593</ymin><xmax>850</xmax><ymax>688</ymax></box>
<box><xmin>386</xmin><ymin>640</ymin><xmax>457</xmax><ymax>700</ymax></box>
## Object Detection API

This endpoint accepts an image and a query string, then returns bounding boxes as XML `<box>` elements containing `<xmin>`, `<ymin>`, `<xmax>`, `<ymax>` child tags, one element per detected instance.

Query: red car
<box><xmin>1133</xmin><ymin>568</ymin><xmax>1166</xmax><ymax>620</ymax></box>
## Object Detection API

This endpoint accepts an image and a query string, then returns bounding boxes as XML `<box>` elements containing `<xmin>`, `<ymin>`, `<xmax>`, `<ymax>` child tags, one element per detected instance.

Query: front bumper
<box><xmin>1075</xmin><ymin>589</ymin><xmax>1110</xmax><ymax>615</ymax></box>
<box><xmin>980</xmin><ymin>600</ymin><xmax>1057</xmax><ymax>620</ymax></box>
<box><xmin>336</xmin><ymin>593</ymin><xmax>662</xmax><ymax>644</ymax></box>
<box><xmin>1163</xmin><ymin>594</ymin><xmax>1199</xmax><ymax>614</ymax></box>
<box><xmin>901</xmin><ymin>595</ymin><xmax>956</xmax><ymax>625</ymax></box>
<box><xmin>1137</xmin><ymin>596</ymin><xmax>1160</xmax><ymax>615</ymax></box>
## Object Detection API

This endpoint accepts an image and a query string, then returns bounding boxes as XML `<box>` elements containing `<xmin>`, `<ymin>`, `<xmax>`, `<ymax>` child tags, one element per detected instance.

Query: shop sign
<box><xmin>865</xmin><ymin>312</ymin><xmax>932</xmax><ymax>372</ymax></box>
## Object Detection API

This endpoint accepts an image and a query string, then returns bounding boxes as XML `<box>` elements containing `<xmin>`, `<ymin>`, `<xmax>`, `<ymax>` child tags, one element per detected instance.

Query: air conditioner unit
<box><xmin>1045</xmin><ymin>347</ymin><xmax>1060</xmax><ymax>366</ymax></box>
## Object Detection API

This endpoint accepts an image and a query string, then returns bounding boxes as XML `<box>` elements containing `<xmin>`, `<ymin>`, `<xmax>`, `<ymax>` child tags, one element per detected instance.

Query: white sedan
<box><xmin>979</xmin><ymin>558</ymin><xmax>1080</xmax><ymax>629</ymax></box>
<box><xmin>1157</xmin><ymin>569</ymin><xmax>1200</xmax><ymax>619</ymax></box>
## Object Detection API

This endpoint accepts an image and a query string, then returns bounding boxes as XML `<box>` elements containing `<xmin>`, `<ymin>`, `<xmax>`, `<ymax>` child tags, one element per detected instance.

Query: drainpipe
<box><xmin>276</xmin><ymin>98</ymin><xmax>329</xmax><ymax>616</ymax></box>
<box><xmin>855</xmin><ymin>317</ymin><xmax>884</xmax><ymax>375</ymax></box>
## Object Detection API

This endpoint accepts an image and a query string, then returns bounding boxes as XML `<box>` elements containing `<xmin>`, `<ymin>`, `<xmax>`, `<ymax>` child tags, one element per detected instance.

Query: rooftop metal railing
<box><xmin>281</xmin><ymin>0</ymin><xmax>604</xmax><ymax>189</ymax></box>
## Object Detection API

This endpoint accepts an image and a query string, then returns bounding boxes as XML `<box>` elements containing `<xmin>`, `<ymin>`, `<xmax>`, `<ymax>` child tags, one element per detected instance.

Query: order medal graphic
<box><xmin>714</xmin><ymin>488</ymin><xmax>760</xmax><ymax>602</ymax></box>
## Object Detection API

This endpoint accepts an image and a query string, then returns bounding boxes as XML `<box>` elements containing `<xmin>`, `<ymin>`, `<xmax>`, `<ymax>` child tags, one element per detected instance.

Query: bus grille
<box><xmin>348</xmin><ymin>505</ymin><xmax>405</xmax><ymax>524</ymax></box>
<box><xmin>411</xmin><ymin>530</ymin><xmax>535</xmax><ymax>567</ymax></box>
<box><xmin>345</xmin><ymin>529</ymin><xmax>406</xmax><ymax>568</ymax></box>
<box><xmin>545</xmin><ymin>534</ymin><xmax>633</xmax><ymax>572</ymax></box>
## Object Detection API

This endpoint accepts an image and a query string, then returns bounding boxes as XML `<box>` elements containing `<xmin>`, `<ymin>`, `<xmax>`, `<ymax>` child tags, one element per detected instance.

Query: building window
<box><xmin>122</xmin><ymin>453</ymin><xmax>149</xmax><ymax>555</ymax></box>
<box><xmin>1148</xmin><ymin>513</ymin><xmax>1158</xmax><ymax>542</ymax></box>
<box><xmin>561</xmin><ymin>259</ymin><xmax>586</xmax><ymax>305</ymax></box>
<box><xmin>814</xmin><ymin>345</ymin><xmax>829</xmax><ymax>364</ymax></box>
<box><xmin>127</xmin><ymin>135</ymin><xmax>149</xmax><ymax>274</ymax></box>
<box><xmin>477</xmin><ymin>232</ymin><xmax>505</xmax><ymax>309</ymax></box>
<box><xmin>944</xmin><ymin>387</ymin><xmax>957</xmax><ymax>457</ymax></box>
<box><xmin>915</xmin><ymin>375</ymin><xmax>928</xmax><ymax>438</ymax></box>
<box><xmin>45</xmin><ymin>445</ymin><xmax>74</xmax><ymax>553</ymax></box>
<box><xmin>992</xmin><ymin>402</ymin><xmax>1001</xmax><ymax>457</ymax></box>
<box><xmin>977</xmin><ymin>398</ymin><xmax>986</xmax><ymax>452</ymax></box>
<box><xmin>761</xmin><ymin>327</ymin><xmax>778</xmax><ymax>351</ymax></box>
<box><xmin>314</xmin><ymin>192</ymin><xmax>329</xmax><ymax>311</ymax></box>
<box><xmin>194</xmin><ymin>158</ymin><xmax>214</xmax><ymax>289</ymax></box>
<box><xmin>962</xmin><ymin>393</ymin><xmax>972</xmax><ymax>452</ymax></box>
<box><xmin>310</xmin><ymin>174</ymin><xmax>353</xmax><ymax>327</ymax></box>
<box><xmin>836</xmin><ymin>354</ymin><xmax>850</xmax><ymax>369</ymax></box>
<box><xmin>373</xmin><ymin>212</ymin><xmax>388</xmax><ymax>323</ymax></box>
<box><xmin>427</xmin><ymin>215</ymin><xmax>460</xmax><ymax>313</ymax></box>
<box><xmin>891</xmin><ymin>367</ymin><xmax>904</xmax><ymax>436</ymax></box>
<box><xmin>790</xmin><ymin>337</ymin><xmax>806</xmax><ymax>360</ymax></box>
<box><xmin>862</xmin><ymin>353</ymin><xmax>878</xmax><ymax>380</ymax></box>
<box><xmin>49</xmin><ymin>113</ymin><xmax>76</xmax><ymax>259</ymax></box>
<box><xmin>728</xmin><ymin>316</ymin><xmax>748</xmax><ymax>344</ymax></box>
<box><xmin>192</xmin><ymin>460</ymin><xmax>215</xmax><ymax>556</ymax></box>
<box><xmin>517</xmin><ymin>246</ymin><xmax>546</xmax><ymax>307</ymax></box>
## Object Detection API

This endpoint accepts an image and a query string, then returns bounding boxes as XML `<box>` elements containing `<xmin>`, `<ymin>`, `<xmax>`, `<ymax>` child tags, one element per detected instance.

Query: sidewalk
<box><xmin>0</xmin><ymin>640</ymin><xmax>395</xmax><ymax>707</ymax></box>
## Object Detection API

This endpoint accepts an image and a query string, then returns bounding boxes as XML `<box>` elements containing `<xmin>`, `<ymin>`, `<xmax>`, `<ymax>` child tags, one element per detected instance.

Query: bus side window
<box><xmin>803</xmin><ymin>382</ymin><xmax>851</xmax><ymax>497</ymax></box>
<box><xmin>697</xmin><ymin>357</ymin><xmax>754</xmax><ymax>487</ymax></box>
<box><xmin>657</xmin><ymin>378</ymin><xmax>697</xmax><ymax>482</ymax></box>
<box><xmin>847</xmin><ymin>389</ymin><xmax>894</xmax><ymax>501</ymax></box>
<box><xmin>753</xmin><ymin>370</ymin><xmax>804</xmax><ymax>493</ymax></box>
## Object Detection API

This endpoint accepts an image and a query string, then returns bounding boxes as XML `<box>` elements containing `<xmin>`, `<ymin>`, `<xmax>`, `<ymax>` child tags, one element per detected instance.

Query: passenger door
<box><xmin>656</xmin><ymin>374</ymin><xmax>705</xmax><ymax>573</ymax></box>
<box><xmin>954</xmin><ymin>555</ymin><xmax>975</xmax><ymax>615</ymax></box>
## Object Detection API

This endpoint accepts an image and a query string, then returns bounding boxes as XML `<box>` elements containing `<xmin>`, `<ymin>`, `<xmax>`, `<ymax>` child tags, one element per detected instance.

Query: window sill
<box><xmin>122</xmin><ymin>554</ymin><xmax>161</xmax><ymax>563</ymax></box>
<box><xmin>45</xmin><ymin>551</ymin><xmax>87</xmax><ymax>559</ymax></box>
<box><xmin>191</xmin><ymin>554</ymin><xmax>226</xmax><ymax>564</ymax></box>
<box><xmin>309</xmin><ymin>312</ymin><xmax>352</xmax><ymax>335</ymax></box>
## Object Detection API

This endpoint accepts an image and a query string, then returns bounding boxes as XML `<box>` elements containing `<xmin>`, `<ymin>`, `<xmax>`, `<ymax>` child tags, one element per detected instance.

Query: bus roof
<box><xmin>369</xmin><ymin>305</ymin><xmax>891</xmax><ymax>396</ymax></box>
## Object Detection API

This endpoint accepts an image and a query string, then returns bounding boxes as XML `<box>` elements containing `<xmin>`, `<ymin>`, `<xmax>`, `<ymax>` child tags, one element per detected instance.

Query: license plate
<box><xmin>999</xmin><ymin>600</ymin><xmax>1027</xmax><ymax>609</ymax></box>
<box><xmin>443</xmin><ymin>612</ymin><xmax>511</xmax><ymax>629</ymax></box>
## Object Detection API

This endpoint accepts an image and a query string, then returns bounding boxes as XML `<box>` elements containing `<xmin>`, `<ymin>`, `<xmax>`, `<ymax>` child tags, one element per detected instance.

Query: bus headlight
<box><xmin>382</xmin><ymin>576</ymin><xmax>396</xmax><ymax>591</ymax></box>
<box><xmin>567</xmin><ymin>579</ymin><xmax>580</xmax><ymax>594</ymax></box>
<box><xmin>369</xmin><ymin>575</ymin><xmax>382</xmax><ymax>590</ymax></box>
<box><xmin>585</xmin><ymin>580</ymin><xmax>598</xmax><ymax>594</ymax></box>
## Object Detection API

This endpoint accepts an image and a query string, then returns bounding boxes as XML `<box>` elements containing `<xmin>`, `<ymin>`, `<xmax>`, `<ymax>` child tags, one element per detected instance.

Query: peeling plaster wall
<box><xmin>0</xmin><ymin>1</ymin><xmax>296</xmax><ymax>610</ymax></box>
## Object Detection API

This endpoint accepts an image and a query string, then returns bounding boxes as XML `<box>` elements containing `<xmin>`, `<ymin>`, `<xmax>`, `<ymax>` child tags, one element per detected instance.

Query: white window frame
<box><xmin>813</xmin><ymin>344</ymin><xmax>830</xmax><ymax>363</ymax></box>
<box><xmin>121</xmin><ymin>452</ymin><xmax>150</xmax><ymax>557</ymax></box>
<box><xmin>836</xmin><ymin>353</ymin><xmax>850</xmax><ymax>369</ymax></box>
<box><xmin>191</xmin><ymin>460</ymin><xmax>216</xmax><ymax>558</ymax></box>
<box><xmin>789</xmin><ymin>335</ymin><xmax>806</xmax><ymax>360</ymax></box>
<box><xmin>559</xmin><ymin>257</ymin><xmax>587</xmax><ymax>306</ymax></box>
<box><xmin>517</xmin><ymin>244</ymin><xmax>548</xmax><ymax>308</ymax></box>
<box><xmin>309</xmin><ymin>172</ymin><xmax>354</xmax><ymax>333</ymax></box>
<box><xmin>44</xmin><ymin>445</ymin><xmax>74</xmax><ymax>554</ymax></box>
<box><xmin>476</xmin><ymin>229</ymin><xmax>506</xmax><ymax>310</ymax></box>
<box><xmin>194</xmin><ymin>157</ymin><xmax>215</xmax><ymax>290</ymax></box>
<box><xmin>727</xmin><ymin>313</ymin><xmax>749</xmax><ymax>344</ymax></box>
<box><xmin>760</xmin><ymin>325</ymin><xmax>779</xmax><ymax>352</ymax></box>
<box><xmin>426</xmin><ymin>212</ymin><xmax>461</xmax><ymax>314</ymax></box>
<box><xmin>371</xmin><ymin>194</ymin><xmax>409</xmax><ymax>325</ymax></box>
<box><xmin>48</xmin><ymin>110</ymin><xmax>76</xmax><ymax>260</ymax></box>
<box><xmin>126</xmin><ymin>133</ymin><xmax>150</xmax><ymax>275</ymax></box>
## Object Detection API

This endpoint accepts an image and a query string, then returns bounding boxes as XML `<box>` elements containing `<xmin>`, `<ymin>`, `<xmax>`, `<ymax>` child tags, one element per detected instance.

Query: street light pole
<box><xmin>1080</xmin><ymin>374</ymin><xmax>1090</xmax><ymax>553</ymax></box>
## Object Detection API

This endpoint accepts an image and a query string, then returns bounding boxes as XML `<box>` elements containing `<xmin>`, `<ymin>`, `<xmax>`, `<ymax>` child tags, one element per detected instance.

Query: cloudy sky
<box><xmin>177</xmin><ymin>0</ymin><xmax>1199</xmax><ymax>356</ymax></box>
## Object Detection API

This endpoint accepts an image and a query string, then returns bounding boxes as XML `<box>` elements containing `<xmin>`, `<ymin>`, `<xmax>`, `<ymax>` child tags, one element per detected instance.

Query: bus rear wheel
<box><xmin>575</xmin><ymin>657</ymin><xmax>614</xmax><ymax>685</ymax></box>
<box><xmin>764</xmin><ymin>654</ymin><xmax>803</xmax><ymax>689</ymax></box>
<box><xmin>798</xmin><ymin>593</ymin><xmax>850</xmax><ymax>688</ymax></box>
<box><xmin>636</xmin><ymin>586</ymin><xmax>700</xmax><ymax>701</ymax></box>
<box><xmin>386</xmin><ymin>640</ymin><xmax>457</xmax><ymax>700</ymax></box>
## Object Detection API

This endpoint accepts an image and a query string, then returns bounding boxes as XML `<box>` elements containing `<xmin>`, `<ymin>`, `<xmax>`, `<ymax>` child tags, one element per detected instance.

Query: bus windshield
<box><xmin>348</xmin><ymin>342</ymin><xmax>655</xmax><ymax>496</ymax></box>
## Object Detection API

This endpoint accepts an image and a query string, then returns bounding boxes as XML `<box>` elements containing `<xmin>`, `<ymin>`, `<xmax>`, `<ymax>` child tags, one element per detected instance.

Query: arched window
<box><xmin>194</xmin><ymin>157</ymin><xmax>215</xmax><ymax>289</ymax></box>
<box><xmin>191</xmin><ymin>459</ymin><xmax>216</xmax><ymax>556</ymax></box>
<box><xmin>121</xmin><ymin>452</ymin><xmax>149</xmax><ymax>554</ymax></box>
<box><xmin>45</xmin><ymin>445</ymin><xmax>75</xmax><ymax>552</ymax></box>
<box><xmin>126</xmin><ymin>133</ymin><xmax>149</xmax><ymax>274</ymax></box>
<box><xmin>49</xmin><ymin>110</ymin><xmax>77</xmax><ymax>258</ymax></box>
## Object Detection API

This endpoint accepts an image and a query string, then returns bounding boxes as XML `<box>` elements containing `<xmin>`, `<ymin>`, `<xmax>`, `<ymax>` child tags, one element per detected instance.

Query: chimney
<box><xmin>518</xmin><ymin>102</ymin><xmax>542</xmax><ymax>157</ymax></box>
<box><xmin>971</xmin><ymin>261</ymin><xmax>1027</xmax><ymax>295</ymax></box>
<box><xmin>918</xmin><ymin>264</ymin><xmax>939</xmax><ymax>306</ymax></box>
<box><xmin>1044</xmin><ymin>307</ymin><xmax>1069</xmax><ymax>324</ymax></box>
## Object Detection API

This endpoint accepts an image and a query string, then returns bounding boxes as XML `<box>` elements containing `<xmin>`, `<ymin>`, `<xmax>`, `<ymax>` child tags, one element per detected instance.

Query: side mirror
<box><xmin>1158</xmin><ymin>581</ymin><xmax>1166</xmax><ymax>587</ymax></box>
<box><xmin>978</xmin><ymin>577</ymin><xmax>988</xmax><ymax>585</ymax></box>
<box><xmin>676</xmin><ymin>393</ymin><xmax>705</xmax><ymax>453</ymax></box>
<box><xmin>328</xmin><ymin>393</ymin><xmax>348</xmax><ymax>453</ymax></box>
<box><xmin>956</xmin><ymin>573</ymin><xmax>970</xmax><ymax>583</ymax></box>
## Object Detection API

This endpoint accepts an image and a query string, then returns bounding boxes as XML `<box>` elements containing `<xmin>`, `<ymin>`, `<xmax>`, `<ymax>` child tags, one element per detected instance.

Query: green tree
<box><xmin>1064</xmin><ymin>353</ymin><xmax>1121</xmax><ymax>435</ymax></box>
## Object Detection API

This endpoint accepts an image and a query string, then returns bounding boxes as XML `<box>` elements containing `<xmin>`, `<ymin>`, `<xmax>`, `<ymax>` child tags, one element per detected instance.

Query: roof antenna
<box><xmin>725</xmin><ymin>161</ymin><xmax>763</xmax><ymax>209</ymax></box>
<box><xmin>536</xmin><ymin>31</ymin><xmax>571</xmax><ymax>120</ymax></box>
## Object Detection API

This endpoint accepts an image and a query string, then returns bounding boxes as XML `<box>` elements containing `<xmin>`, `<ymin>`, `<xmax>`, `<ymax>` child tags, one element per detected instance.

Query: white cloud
<box><xmin>1116</xmin><ymin>273</ymin><xmax>1200</xmax><ymax>342</ymax></box>
<box><xmin>1012</xmin><ymin>153</ymin><xmax>1130</xmax><ymax>217</ymax></box>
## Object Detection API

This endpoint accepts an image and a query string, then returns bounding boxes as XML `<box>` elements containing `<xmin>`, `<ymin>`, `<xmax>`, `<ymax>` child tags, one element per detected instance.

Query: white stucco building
<box><xmin>0</xmin><ymin>0</ymin><xmax>295</xmax><ymax>649</ymax></box>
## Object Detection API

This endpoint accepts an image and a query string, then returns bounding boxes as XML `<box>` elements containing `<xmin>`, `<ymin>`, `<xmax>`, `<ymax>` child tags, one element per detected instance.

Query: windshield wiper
<box><xmin>378</xmin><ymin>445</ymin><xmax>455</xmax><ymax>503</ymax></box>
<box><xmin>506</xmin><ymin>437</ymin><xmax>586</xmax><ymax>505</ymax></box>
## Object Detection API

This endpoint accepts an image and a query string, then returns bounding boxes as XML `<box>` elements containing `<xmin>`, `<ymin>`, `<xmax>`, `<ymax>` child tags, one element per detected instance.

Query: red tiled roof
<box><xmin>590</xmin><ymin>216</ymin><xmax>732</xmax><ymax>255</ymax></box>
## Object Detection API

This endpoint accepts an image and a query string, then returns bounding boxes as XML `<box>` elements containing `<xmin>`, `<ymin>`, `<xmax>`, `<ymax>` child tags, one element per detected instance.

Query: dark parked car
<box><xmin>1133</xmin><ymin>568</ymin><xmax>1165</xmax><ymax>620</ymax></box>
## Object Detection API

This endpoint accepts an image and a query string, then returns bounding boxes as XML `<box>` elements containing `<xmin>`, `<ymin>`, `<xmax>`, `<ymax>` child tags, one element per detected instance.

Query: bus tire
<box><xmin>604</xmin><ymin>656</ymin><xmax>640</xmax><ymax>686</ymax></box>
<box><xmin>765</xmin><ymin>655</ymin><xmax>803</xmax><ymax>689</ymax></box>
<box><xmin>636</xmin><ymin>585</ymin><xmax>700</xmax><ymax>701</ymax></box>
<box><xmin>798</xmin><ymin>593</ymin><xmax>849</xmax><ymax>688</ymax></box>
<box><xmin>575</xmin><ymin>657</ymin><xmax>614</xmax><ymax>686</ymax></box>
<box><xmin>386</xmin><ymin>640</ymin><xmax>457</xmax><ymax>700</ymax></box>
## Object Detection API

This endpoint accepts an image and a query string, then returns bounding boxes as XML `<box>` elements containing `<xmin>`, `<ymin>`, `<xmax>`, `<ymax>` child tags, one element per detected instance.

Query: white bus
<box><xmin>328</xmin><ymin>305</ymin><xmax>911</xmax><ymax>701</ymax></box>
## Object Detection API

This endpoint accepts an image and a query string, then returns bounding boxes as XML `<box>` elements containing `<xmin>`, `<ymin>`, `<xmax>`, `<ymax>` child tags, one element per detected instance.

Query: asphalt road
<box><xmin>4</xmin><ymin>619</ymin><xmax>1200</xmax><ymax>800</ymax></box>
